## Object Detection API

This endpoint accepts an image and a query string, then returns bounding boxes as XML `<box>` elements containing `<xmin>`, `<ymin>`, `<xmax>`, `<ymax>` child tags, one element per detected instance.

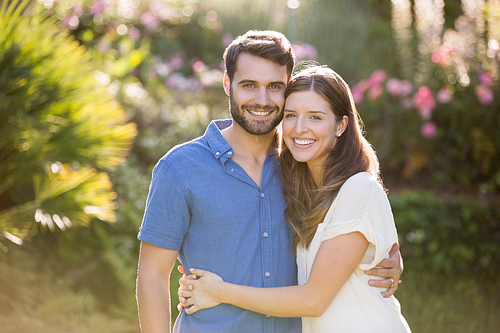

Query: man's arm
<box><xmin>364</xmin><ymin>242</ymin><xmax>403</xmax><ymax>297</ymax></box>
<box><xmin>137</xmin><ymin>241</ymin><xmax>179</xmax><ymax>333</ymax></box>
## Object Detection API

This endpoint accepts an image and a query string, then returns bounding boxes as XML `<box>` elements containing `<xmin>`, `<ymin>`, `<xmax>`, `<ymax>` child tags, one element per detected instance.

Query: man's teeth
<box><xmin>249</xmin><ymin>110</ymin><xmax>271</xmax><ymax>116</ymax></box>
<box><xmin>294</xmin><ymin>139</ymin><xmax>315</xmax><ymax>145</ymax></box>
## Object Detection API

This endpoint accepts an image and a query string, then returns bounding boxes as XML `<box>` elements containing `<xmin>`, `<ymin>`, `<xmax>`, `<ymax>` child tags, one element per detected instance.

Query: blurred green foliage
<box><xmin>391</xmin><ymin>191</ymin><xmax>500</xmax><ymax>332</ymax></box>
<box><xmin>392</xmin><ymin>191</ymin><xmax>500</xmax><ymax>278</ymax></box>
<box><xmin>0</xmin><ymin>0</ymin><xmax>137</xmax><ymax>242</ymax></box>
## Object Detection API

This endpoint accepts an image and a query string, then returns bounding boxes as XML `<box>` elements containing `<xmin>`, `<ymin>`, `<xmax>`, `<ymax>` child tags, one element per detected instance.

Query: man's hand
<box><xmin>364</xmin><ymin>243</ymin><xmax>403</xmax><ymax>298</ymax></box>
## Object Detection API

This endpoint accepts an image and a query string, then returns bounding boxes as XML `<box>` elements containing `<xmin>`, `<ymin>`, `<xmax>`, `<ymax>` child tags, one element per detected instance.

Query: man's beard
<box><xmin>229</xmin><ymin>94</ymin><xmax>283</xmax><ymax>136</ymax></box>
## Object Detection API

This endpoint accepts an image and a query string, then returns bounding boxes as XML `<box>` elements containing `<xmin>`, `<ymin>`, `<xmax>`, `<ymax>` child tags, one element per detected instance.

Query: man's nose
<box><xmin>254</xmin><ymin>87</ymin><xmax>270</xmax><ymax>106</ymax></box>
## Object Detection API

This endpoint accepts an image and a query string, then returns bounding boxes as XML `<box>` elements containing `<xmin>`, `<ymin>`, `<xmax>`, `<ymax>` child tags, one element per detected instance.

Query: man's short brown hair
<box><xmin>223</xmin><ymin>30</ymin><xmax>295</xmax><ymax>83</ymax></box>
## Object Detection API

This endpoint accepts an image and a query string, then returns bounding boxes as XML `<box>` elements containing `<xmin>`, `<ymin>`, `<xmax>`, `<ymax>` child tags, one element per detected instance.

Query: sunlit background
<box><xmin>1</xmin><ymin>0</ymin><xmax>499</xmax><ymax>332</ymax></box>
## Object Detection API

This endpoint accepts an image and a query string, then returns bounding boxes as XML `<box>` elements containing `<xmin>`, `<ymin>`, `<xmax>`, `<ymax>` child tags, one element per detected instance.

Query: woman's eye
<box><xmin>311</xmin><ymin>115</ymin><xmax>321</xmax><ymax>120</ymax></box>
<box><xmin>284</xmin><ymin>113</ymin><xmax>296</xmax><ymax>118</ymax></box>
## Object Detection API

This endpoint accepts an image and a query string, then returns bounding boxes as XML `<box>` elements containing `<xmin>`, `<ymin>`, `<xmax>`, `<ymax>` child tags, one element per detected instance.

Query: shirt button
<box><xmin>216</xmin><ymin>152</ymin><xmax>220</xmax><ymax>155</ymax></box>
<box><xmin>263</xmin><ymin>232</ymin><xmax>268</xmax><ymax>238</ymax></box>
<box><xmin>266</xmin><ymin>314</ymin><xmax>271</xmax><ymax>318</ymax></box>
<box><xmin>228</xmin><ymin>151</ymin><xmax>233</xmax><ymax>155</ymax></box>
<box><xmin>261</xmin><ymin>193</ymin><xmax>265</xmax><ymax>198</ymax></box>
<box><xmin>265</xmin><ymin>272</ymin><xmax>270</xmax><ymax>277</ymax></box>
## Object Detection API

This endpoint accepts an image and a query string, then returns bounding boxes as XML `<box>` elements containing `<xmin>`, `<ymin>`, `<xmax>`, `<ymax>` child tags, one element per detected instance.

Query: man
<box><xmin>136</xmin><ymin>30</ymin><xmax>402</xmax><ymax>333</ymax></box>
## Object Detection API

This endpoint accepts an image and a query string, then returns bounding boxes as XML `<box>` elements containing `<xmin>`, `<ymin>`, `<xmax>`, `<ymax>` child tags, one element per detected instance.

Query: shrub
<box><xmin>0</xmin><ymin>0</ymin><xmax>137</xmax><ymax>243</ymax></box>
<box><xmin>390</xmin><ymin>191</ymin><xmax>500</xmax><ymax>279</ymax></box>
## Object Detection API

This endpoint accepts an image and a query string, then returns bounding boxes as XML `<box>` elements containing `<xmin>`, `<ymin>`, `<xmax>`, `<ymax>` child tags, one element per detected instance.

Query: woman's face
<box><xmin>282</xmin><ymin>90</ymin><xmax>345</xmax><ymax>174</ymax></box>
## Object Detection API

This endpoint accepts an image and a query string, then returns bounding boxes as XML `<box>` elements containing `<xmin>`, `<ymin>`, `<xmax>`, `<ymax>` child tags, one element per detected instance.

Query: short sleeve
<box><xmin>321</xmin><ymin>173</ymin><xmax>398</xmax><ymax>270</ymax></box>
<box><xmin>138</xmin><ymin>158</ymin><xmax>190</xmax><ymax>251</ymax></box>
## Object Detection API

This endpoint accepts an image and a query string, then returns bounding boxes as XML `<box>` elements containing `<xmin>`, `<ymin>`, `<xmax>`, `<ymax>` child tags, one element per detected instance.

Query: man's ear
<box><xmin>223</xmin><ymin>71</ymin><xmax>231</xmax><ymax>96</ymax></box>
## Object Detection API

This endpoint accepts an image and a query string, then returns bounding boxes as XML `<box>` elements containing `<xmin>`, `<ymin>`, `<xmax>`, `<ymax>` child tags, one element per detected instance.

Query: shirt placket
<box><xmin>260</xmin><ymin>174</ymin><xmax>275</xmax><ymax>333</ymax></box>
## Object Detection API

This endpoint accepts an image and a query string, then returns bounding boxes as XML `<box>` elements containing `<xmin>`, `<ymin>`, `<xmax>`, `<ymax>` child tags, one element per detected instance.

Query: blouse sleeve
<box><xmin>321</xmin><ymin>172</ymin><xmax>398</xmax><ymax>270</ymax></box>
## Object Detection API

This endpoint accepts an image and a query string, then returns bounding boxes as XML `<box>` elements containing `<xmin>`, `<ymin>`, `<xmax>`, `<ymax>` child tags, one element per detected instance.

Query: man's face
<box><xmin>226</xmin><ymin>53</ymin><xmax>288</xmax><ymax>136</ymax></box>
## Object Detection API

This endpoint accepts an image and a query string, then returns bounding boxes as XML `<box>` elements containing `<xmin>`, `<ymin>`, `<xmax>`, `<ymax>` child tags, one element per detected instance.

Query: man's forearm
<box><xmin>137</xmin><ymin>275</ymin><xmax>172</xmax><ymax>332</ymax></box>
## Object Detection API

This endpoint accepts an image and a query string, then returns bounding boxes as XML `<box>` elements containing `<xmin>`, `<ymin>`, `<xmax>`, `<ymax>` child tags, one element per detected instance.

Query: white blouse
<box><xmin>297</xmin><ymin>172</ymin><xmax>411</xmax><ymax>332</ymax></box>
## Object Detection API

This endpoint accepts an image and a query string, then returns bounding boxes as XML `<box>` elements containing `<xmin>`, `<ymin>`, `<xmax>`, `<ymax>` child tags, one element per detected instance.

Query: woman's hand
<box><xmin>177</xmin><ymin>268</ymin><xmax>225</xmax><ymax>314</ymax></box>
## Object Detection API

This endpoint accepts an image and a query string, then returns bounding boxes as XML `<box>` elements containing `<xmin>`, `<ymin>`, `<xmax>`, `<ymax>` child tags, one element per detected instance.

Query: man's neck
<box><xmin>221</xmin><ymin>122</ymin><xmax>277</xmax><ymax>161</ymax></box>
<box><xmin>221</xmin><ymin>122</ymin><xmax>276</xmax><ymax>188</ymax></box>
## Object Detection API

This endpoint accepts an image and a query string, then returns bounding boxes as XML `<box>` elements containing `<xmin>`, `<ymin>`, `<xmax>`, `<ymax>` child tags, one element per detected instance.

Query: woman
<box><xmin>179</xmin><ymin>66</ymin><xmax>411</xmax><ymax>332</ymax></box>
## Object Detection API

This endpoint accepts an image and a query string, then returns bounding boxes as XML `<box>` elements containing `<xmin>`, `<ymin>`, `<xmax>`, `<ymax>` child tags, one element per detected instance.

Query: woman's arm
<box><xmin>180</xmin><ymin>231</ymin><xmax>368</xmax><ymax>317</ymax></box>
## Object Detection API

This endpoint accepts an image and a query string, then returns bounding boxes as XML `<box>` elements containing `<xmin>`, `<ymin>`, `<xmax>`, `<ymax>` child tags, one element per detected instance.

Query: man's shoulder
<box><xmin>163</xmin><ymin>135</ymin><xmax>208</xmax><ymax>160</ymax></box>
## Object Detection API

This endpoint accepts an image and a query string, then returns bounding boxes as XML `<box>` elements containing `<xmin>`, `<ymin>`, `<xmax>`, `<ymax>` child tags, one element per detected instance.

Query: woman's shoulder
<box><xmin>337</xmin><ymin>172</ymin><xmax>384</xmax><ymax>201</ymax></box>
<box><xmin>343</xmin><ymin>172</ymin><xmax>378</xmax><ymax>190</ymax></box>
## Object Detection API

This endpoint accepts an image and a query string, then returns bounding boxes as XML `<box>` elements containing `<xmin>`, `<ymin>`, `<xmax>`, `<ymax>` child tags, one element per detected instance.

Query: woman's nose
<box><xmin>294</xmin><ymin>117</ymin><xmax>308</xmax><ymax>134</ymax></box>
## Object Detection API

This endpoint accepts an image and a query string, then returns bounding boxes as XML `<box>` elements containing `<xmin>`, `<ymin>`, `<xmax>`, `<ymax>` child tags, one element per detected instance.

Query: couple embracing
<box><xmin>137</xmin><ymin>30</ymin><xmax>411</xmax><ymax>333</ymax></box>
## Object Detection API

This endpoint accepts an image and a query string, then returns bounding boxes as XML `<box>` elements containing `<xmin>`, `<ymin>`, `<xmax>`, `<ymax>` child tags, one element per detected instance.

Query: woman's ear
<box><xmin>337</xmin><ymin>115</ymin><xmax>349</xmax><ymax>137</ymax></box>
<box><xmin>223</xmin><ymin>71</ymin><xmax>231</xmax><ymax>96</ymax></box>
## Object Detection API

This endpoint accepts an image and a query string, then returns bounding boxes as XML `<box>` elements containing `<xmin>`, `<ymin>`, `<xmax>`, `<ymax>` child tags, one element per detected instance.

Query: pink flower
<box><xmin>352</xmin><ymin>79</ymin><xmax>370</xmax><ymax>94</ymax></box>
<box><xmin>368</xmin><ymin>69</ymin><xmax>387</xmax><ymax>87</ymax></box>
<box><xmin>386</xmin><ymin>79</ymin><xmax>413</xmax><ymax>98</ymax></box>
<box><xmin>475</xmin><ymin>84</ymin><xmax>494</xmax><ymax>105</ymax></box>
<box><xmin>413</xmin><ymin>86</ymin><xmax>436</xmax><ymax>120</ymax></box>
<box><xmin>431</xmin><ymin>44</ymin><xmax>454</xmax><ymax>68</ymax></box>
<box><xmin>140</xmin><ymin>10</ymin><xmax>160</xmax><ymax>29</ymax></box>
<box><xmin>168</xmin><ymin>52</ymin><xmax>185</xmax><ymax>71</ymax></box>
<box><xmin>478</xmin><ymin>72</ymin><xmax>493</xmax><ymax>87</ymax></box>
<box><xmin>128</xmin><ymin>28</ymin><xmax>141</xmax><ymax>41</ymax></box>
<box><xmin>437</xmin><ymin>85</ymin><xmax>453</xmax><ymax>104</ymax></box>
<box><xmin>292</xmin><ymin>42</ymin><xmax>318</xmax><ymax>61</ymax></box>
<box><xmin>62</xmin><ymin>15</ymin><xmax>79</xmax><ymax>30</ymax></box>
<box><xmin>222</xmin><ymin>33</ymin><xmax>234</xmax><ymax>47</ymax></box>
<box><xmin>351</xmin><ymin>85</ymin><xmax>365</xmax><ymax>104</ymax></box>
<box><xmin>150</xmin><ymin>0</ymin><xmax>173</xmax><ymax>20</ymax></box>
<box><xmin>421</xmin><ymin>121</ymin><xmax>438</xmax><ymax>139</ymax></box>
<box><xmin>192</xmin><ymin>60</ymin><xmax>206</xmax><ymax>73</ymax></box>
<box><xmin>367</xmin><ymin>84</ymin><xmax>384</xmax><ymax>101</ymax></box>
<box><xmin>90</xmin><ymin>0</ymin><xmax>107</xmax><ymax>15</ymax></box>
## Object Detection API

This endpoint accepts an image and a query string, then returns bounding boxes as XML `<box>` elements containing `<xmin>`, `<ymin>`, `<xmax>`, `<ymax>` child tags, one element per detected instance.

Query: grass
<box><xmin>395</xmin><ymin>270</ymin><xmax>500</xmax><ymax>332</ymax></box>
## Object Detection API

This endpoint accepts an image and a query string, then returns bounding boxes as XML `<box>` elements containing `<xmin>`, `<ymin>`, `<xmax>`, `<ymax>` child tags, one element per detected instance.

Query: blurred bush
<box><xmin>352</xmin><ymin>0</ymin><xmax>500</xmax><ymax>193</ymax></box>
<box><xmin>391</xmin><ymin>191</ymin><xmax>500</xmax><ymax>278</ymax></box>
<box><xmin>0</xmin><ymin>0</ymin><xmax>137</xmax><ymax>244</ymax></box>
<box><xmin>390</xmin><ymin>191</ymin><xmax>500</xmax><ymax>333</ymax></box>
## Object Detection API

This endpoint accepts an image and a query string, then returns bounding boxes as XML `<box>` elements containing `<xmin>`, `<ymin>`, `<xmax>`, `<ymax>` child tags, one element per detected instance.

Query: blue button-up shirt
<box><xmin>138</xmin><ymin>119</ymin><xmax>301</xmax><ymax>333</ymax></box>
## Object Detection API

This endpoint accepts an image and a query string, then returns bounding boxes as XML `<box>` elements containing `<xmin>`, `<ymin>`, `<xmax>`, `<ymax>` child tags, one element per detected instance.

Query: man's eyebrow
<box><xmin>269</xmin><ymin>81</ymin><xmax>286</xmax><ymax>86</ymax></box>
<box><xmin>237</xmin><ymin>79</ymin><xmax>257</xmax><ymax>85</ymax></box>
<box><xmin>236</xmin><ymin>79</ymin><xmax>286</xmax><ymax>86</ymax></box>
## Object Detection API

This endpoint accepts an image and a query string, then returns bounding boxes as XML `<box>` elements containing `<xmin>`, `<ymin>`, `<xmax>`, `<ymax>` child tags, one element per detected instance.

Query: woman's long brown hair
<box><xmin>279</xmin><ymin>66</ymin><xmax>382</xmax><ymax>252</ymax></box>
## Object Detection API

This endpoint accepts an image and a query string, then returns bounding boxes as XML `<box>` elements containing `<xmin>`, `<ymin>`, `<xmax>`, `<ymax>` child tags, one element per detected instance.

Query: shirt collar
<box><xmin>205</xmin><ymin>119</ymin><xmax>234</xmax><ymax>163</ymax></box>
<box><xmin>205</xmin><ymin>119</ymin><xmax>280</xmax><ymax>164</ymax></box>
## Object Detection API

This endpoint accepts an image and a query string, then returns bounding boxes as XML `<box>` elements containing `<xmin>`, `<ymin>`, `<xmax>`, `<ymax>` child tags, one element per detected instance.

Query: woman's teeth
<box><xmin>294</xmin><ymin>139</ymin><xmax>315</xmax><ymax>145</ymax></box>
